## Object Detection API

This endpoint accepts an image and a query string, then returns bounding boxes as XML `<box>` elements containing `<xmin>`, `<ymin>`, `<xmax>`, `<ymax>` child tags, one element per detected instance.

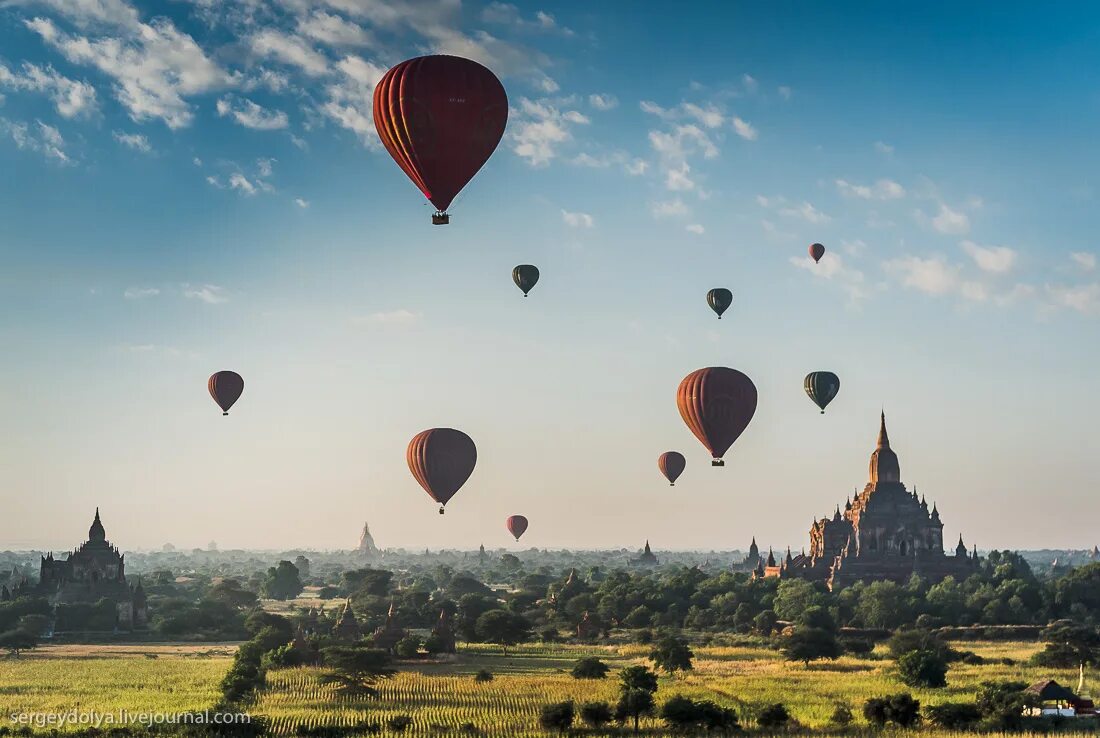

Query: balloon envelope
<box><xmin>513</xmin><ymin>264</ymin><xmax>539</xmax><ymax>296</ymax></box>
<box><xmin>373</xmin><ymin>55</ymin><xmax>508</xmax><ymax>218</ymax></box>
<box><xmin>407</xmin><ymin>428</ymin><xmax>477</xmax><ymax>512</ymax></box>
<box><xmin>506</xmin><ymin>515</ymin><xmax>529</xmax><ymax>541</ymax></box>
<box><xmin>809</xmin><ymin>243</ymin><xmax>826</xmax><ymax>263</ymax></box>
<box><xmin>804</xmin><ymin>371</ymin><xmax>841</xmax><ymax>414</ymax></box>
<box><xmin>676</xmin><ymin>368</ymin><xmax>758</xmax><ymax>466</ymax></box>
<box><xmin>658</xmin><ymin>451</ymin><xmax>686</xmax><ymax>485</ymax></box>
<box><xmin>208</xmin><ymin>371</ymin><xmax>244</xmax><ymax>415</ymax></box>
<box><xmin>707</xmin><ymin>288</ymin><xmax>733</xmax><ymax>319</ymax></box>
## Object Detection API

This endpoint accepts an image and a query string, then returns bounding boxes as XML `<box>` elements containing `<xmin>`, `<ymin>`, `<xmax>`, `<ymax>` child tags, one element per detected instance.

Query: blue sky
<box><xmin>1</xmin><ymin>1</ymin><xmax>1098</xmax><ymax>552</ymax></box>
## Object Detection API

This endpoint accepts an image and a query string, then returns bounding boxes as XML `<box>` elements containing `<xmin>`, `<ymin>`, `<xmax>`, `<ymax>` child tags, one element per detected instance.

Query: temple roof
<box><xmin>89</xmin><ymin>508</ymin><xmax>106</xmax><ymax>543</ymax></box>
<box><xmin>868</xmin><ymin>412</ymin><xmax>901</xmax><ymax>484</ymax></box>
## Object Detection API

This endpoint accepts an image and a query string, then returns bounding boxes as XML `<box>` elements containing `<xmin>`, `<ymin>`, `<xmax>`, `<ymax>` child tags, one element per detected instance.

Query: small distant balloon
<box><xmin>208</xmin><ymin>371</ymin><xmax>244</xmax><ymax>416</ymax></box>
<box><xmin>804</xmin><ymin>371</ymin><xmax>841</xmax><ymax>414</ymax></box>
<box><xmin>506</xmin><ymin>515</ymin><xmax>528</xmax><ymax>541</ymax></box>
<box><xmin>706</xmin><ymin>288</ymin><xmax>733</xmax><ymax>319</ymax></box>
<box><xmin>407</xmin><ymin>428</ymin><xmax>477</xmax><ymax>514</ymax></box>
<box><xmin>657</xmin><ymin>451</ymin><xmax>686</xmax><ymax>486</ymax></box>
<box><xmin>513</xmin><ymin>265</ymin><xmax>540</xmax><ymax>296</ymax></box>
<box><xmin>676</xmin><ymin>367</ymin><xmax>759</xmax><ymax>467</ymax></box>
<box><xmin>809</xmin><ymin>243</ymin><xmax>825</xmax><ymax>263</ymax></box>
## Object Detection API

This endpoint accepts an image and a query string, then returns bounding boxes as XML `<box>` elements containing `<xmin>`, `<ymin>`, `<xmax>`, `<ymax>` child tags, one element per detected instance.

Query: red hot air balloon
<box><xmin>208</xmin><ymin>371</ymin><xmax>244</xmax><ymax>416</ymax></box>
<box><xmin>506</xmin><ymin>515</ymin><xmax>529</xmax><ymax>541</ymax></box>
<box><xmin>677</xmin><ymin>368</ymin><xmax>758</xmax><ymax>466</ymax></box>
<box><xmin>809</xmin><ymin>243</ymin><xmax>826</xmax><ymax>263</ymax></box>
<box><xmin>407</xmin><ymin>428</ymin><xmax>477</xmax><ymax>514</ymax></box>
<box><xmin>658</xmin><ymin>451</ymin><xmax>686</xmax><ymax>486</ymax></box>
<box><xmin>373</xmin><ymin>55</ymin><xmax>508</xmax><ymax>225</ymax></box>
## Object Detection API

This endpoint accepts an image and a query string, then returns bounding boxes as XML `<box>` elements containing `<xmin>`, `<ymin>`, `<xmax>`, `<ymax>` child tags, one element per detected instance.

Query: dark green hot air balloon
<box><xmin>804</xmin><ymin>371</ymin><xmax>841</xmax><ymax>414</ymax></box>
<box><xmin>513</xmin><ymin>264</ymin><xmax>540</xmax><ymax>296</ymax></box>
<box><xmin>707</xmin><ymin>288</ymin><xmax>733</xmax><ymax>319</ymax></box>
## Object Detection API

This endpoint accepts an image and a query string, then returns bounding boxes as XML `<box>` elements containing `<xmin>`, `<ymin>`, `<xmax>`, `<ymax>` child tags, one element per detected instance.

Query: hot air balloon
<box><xmin>506</xmin><ymin>515</ymin><xmax>528</xmax><ymax>541</ymax></box>
<box><xmin>657</xmin><ymin>451</ymin><xmax>686</xmax><ymax>485</ymax></box>
<box><xmin>707</xmin><ymin>288</ymin><xmax>733</xmax><ymax>319</ymax></box>
<box><xmin>208</xmin><ymin>371</ymin><xmax>244</xmax><ymax>416</ymax></box>
<box><xmin>407</xmin><ymin>428</ymin><xmax>477</xmax><ymax>514</ymax></box>
<box><xmin>513</xmin><ymin>265</ymin><xmax>539</xmax><ymax>296</ymax></box>
<box><xmin>809</xmin><ymin>243</ymin><xmax>825</xmax><ymax>263</ymax></box>
<box><xmin>677</xmin><ymin>367</ymin><xmax>758</xmax><ymax>466</ymax></box>
<box><xmin>373</xmin><ymin>55</ymin><xmax>508</xmax><ymax>225</ymax></box>
<box><xmin>804</xmin><ymin>371</ymin><xmax>841</xmax><ymax>414</ymax></box>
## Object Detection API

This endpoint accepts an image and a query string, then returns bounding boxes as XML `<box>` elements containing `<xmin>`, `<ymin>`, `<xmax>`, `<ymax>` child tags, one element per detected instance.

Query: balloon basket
<box><xmin>222</xmin><ymin>412</ymin><xmax>228</xmax><ymax>416</ymax></box>
<box><xmin>821</xmin><ymin>410</ymin><xmax>825</xmax><ymax>415</ymax></box>
<box><xmin>439</xmin><ymin>506</ymin><xmax>445</xmax><ymax>515</ymax></box>
<box><xmin>432</xmin><ymin>212</ymin><xmax>450</xmax><ymax>225</ymax></box>
<box><xmin>712</xmin><ymin>459</ymin><xmax>725</xmax><ymax>467</ymax></box>
<box><xmin>669</xmin><ymin>483</ymin><xmax>675</xmax><ymax>487</ymax></box>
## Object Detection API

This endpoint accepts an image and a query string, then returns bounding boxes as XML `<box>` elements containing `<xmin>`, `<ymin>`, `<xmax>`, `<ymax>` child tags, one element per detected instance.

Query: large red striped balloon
<box><xmin>407</xmin><ymin>428</ymin><xmax>477</xmax><ymax>514</ymax></box>
<box><xmin>373</xmin><ymin>55</ymin><xmax>508</xmax><ymax>223</ymax></box>
<box><xmin>676</xmin><ymin>368</ymin><xmax>758</xmax><ymax>466</ymax></box>
<box><xmin>506</xmin><ymin>515</ymin><xmax>528</xmax><ymax>541</ymax></box>
<box><xmin>657</xmin><ymin>451</ymin><xmax>686</xmax><ymax>486</ymax></box>
<box><xmin>208</xmin><ymin>371</ymin><xmax>244</xmax><ymax>416</ymax></box>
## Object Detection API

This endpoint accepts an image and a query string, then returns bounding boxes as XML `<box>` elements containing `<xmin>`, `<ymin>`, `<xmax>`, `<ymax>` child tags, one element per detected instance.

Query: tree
<box><xmin>261</xmin><ymin>561</ymin><xmax>303</xmax><ymax>601</ymax></box>
<box><xmin>661</xmin><ymin>695</ymin><xmax>702</xmax><ymax>732</ymax></box>
<box><xmin>756</xmin><ymin>703</ymin><xmax>790</xmax><ymax>730</ymax></box>
<box><xmin>579</xmin><ymin>701</ymin><xmax>613</xmax><ymax>730</ymax></box>
<box><xmin>863</xmin><ymin>693</ymin><xmax>920</xmax><ymax>728</ymax></box>
<box><xmin>1034</xmin><ymin>620</ymin><xmax>1100</xmax><ymax>669</ymax></box>
<box><xmin>619</xmin><ymin>665</ymin><xmax>659</xmax><ymax>694</ymax></box>
<box><xmin>474</xmin><ymin>610</ymin><xmax>531</xmax><ymax>653</ymax></box>
<box><xmin>539</xmin><ymin>701</ymin><xmax>574</xmax><ymax>734</ymax></box>
<box><xmin>0</xmin><ymin>629</ymin><xmax>37</xmax><ymax>658</ymax></box>
<box><xmin>926</xmin><ymin>702</ymin><xmax>982</xmax><ymax>729</ymax></box>
<box><xmin>753</xmin><ymin>610</ymin><xmax>777</xmax><ymax>635</ymax></box>
<box><xmin>208</xmin><ymin>579</ymin><xmax>258</xmax><ymax>609</ymax></box>
<box><xmin>797</xmin><ymin>605</ymin><xmax>837</xmax><ymax>632</ymax></box>
<box><xmin>572</xmin><ymin>656</ymin><xmax>610</xmax><ymax>679</ymax></box>
<box><xmin>320</xmin><ymin>645</ymin><xmax>396</xmax><ymax>697</ymax></box>
<box><xmin>394</xmin><ymin>635</ymin><xmax>422</xmax><ymax>659</ymax></box>
<box><xmin>858</xmin><ymin>581</ymin><xmax>909</xmax><ymax>629</ymax></box>
<box><xmin>975</xmin><ymin>681</ymin><xmax>1038</xmax><ymax>730</ymax></box>
<box><xmin>887</xmin><ymin>629</ymin><xmax>957</xmax><ymax>662</ymax></box>
<box><xmin>616</xmin><ymin>689</ymin><xmax>656</xmax><ymax>734</ymax></box>
<box><xmin>650</xmin><ymin>634</ymin><xmax>694</xmax><ymax>674</ymax></box>
<box><xmin>897</xmin><ymin>649</ymin><xmax>948</xmax><ymax>688</ymax></box>
<box><xmin>774</xmin><ymin>579</ymin><xmax>828</xmax><ymax>621</ymax></box>
<box><xmin>782</xmin><ymin>627</ymin><xmax>842</xmax><ymax>666</ymax></box>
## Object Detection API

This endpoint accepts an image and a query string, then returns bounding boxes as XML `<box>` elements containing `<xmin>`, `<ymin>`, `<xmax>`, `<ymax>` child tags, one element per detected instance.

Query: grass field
<box><xmin>1</xmin><ymin>640</ymin><xmax>1095</xmax><ymax>736</ymax></box>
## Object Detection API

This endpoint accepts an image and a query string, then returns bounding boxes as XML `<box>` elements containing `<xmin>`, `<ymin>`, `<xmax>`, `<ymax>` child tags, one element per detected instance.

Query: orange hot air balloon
<box><xmin>809</xmin><ymin>243</ymin><xmax>826</xmax><ymax>263</ymax></box>
<box><xmin>677</xmin><ymin>367</ymin><xmax>758</xmax><ymax>466</ymax></box>
<box><xmin>657</xmin><ymin>451</ymin><xmax>686</xmax><ymax>486</ymax></box>
<box><xmin>208</xmin><ymin>371</ymin><xmax>244</xmax><ymax>415</ymax></box>
<box><xmin>373</xmin><ymin>55</ymin><xmax>508</xmax><ymax>225</ymax></box>
<box><xmin>506</xmin><ymin>515</ymin><xmax>528</xmax><ymax>541</ymax></box>
<box><xmin>407</xmin><ymin>428</ymin><xmax>477</xmax><ymax>514</ymax></box>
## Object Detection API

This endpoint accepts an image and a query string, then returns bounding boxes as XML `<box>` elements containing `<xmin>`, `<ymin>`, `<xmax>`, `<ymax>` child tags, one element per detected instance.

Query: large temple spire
<box><xmin>869</xmin><ymin>412</ymin><xmax>901</xmax><ymax>484</ymax></box>
<box><xmin>877</xmin><ymin>410</ymin><xmax>890</xmax><ymax>449</ymax></box>
<box><xmin>89</xmin><ymin>507</ymin><xmax>106</xmax><ymax>543</ymax></box>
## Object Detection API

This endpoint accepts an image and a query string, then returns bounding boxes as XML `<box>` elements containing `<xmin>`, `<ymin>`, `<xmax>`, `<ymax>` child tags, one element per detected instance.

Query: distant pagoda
<box><xmin>358</xmin><ymin>523</ymin><xmax>379</xmax><ymax>555</ymax></box>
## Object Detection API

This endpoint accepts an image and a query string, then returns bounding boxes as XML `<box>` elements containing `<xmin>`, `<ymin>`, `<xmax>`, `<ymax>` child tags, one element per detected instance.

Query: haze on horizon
<box><xmin>1</xmin><ymin>1</ymin><xmax>1098</xmax><ymax>554</ymax></box>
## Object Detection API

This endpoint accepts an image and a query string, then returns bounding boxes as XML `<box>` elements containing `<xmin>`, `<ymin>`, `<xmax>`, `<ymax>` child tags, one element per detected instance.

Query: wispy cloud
<box><xmin>686</xmin><ymin>224</ymin><xmax>705</xmax><ymax>235</ymax></box>
<box><xmin>123</xmin><ymin>286</ymin><xmax>159</xmax><ymax>299</ymax></box>
<box><xmin>961</xmin><ymin>240</ymin><xmax>1016</xmax><ymax>273</ymax></box>
<box><xmin>182</xmin><ymin>284</ymin><xmax>228</xmax><ymax>304</ymax></box>
<box><xmin>651</xmin><ymin>198</ymin><xmax>689</xmax><ymax>218</ymax></box>
<box><xmin>1045</xmin><ymin>283</ymin><xmax>1099</xmax><ymax>315</ymax></box>
<box><xmin>732</xmin><ymin>116</ymin><xmax>757</xmax><ymax>141</ymax></box>
<box><xmin>790</xmin><ymin>251</ymin><xmax>867</xmax><ymax>303</ymax></box>
<box><xmin>588</xmin><ymin>93</ymin><xmax>618</xmax><ymax>111</ymax></box>
<box><xmin>922</xmin><ymin>203</ymin><xmax>970</xmax><ymax>235</ymax></box>
<box><xmin>836</xmin><ymin>178</ymin><xmax>905</xmax><ymax>200</ymax></box>
<box><xmin>874</xmin><ymin>141</ymin><xmax>895</xmax><ymax>156</ymax></box>
<box><xmin>0</xmin><ymin>118</ymin><xmax>71</xmax><ymax>163</ymax></box>
<box><xmin>885</xmin><ymin>255</ymin><xmax>960</xmax><ymax>295</ymax></box>
<box><xmin>1070</xmin><ymin>252</ymin><xmax>1096</xmax><ymax>272</ymax></box>
<box><xmin>510</xmin><ymin>97</ymin><xmax>590</xmax><ymax>166</ymax></box>
<box><xmin>357</xmin><ymin>309</ymin><xmax>420</xmax><ymax>325</ymax></box>
<box><xmin>561</xmin><ymin>209</ymin><xmax>594</xmax><ymax>228</ymax></box>
<box><xmin>0</xmin><ymin>61</ymin><xmax>98</xmax><ymax>118</ymax></box>
<box><xmin>294</xmin><ymin>197</ymin><xmax>309</xmax><ymax>208</ymax></box>
<box><xmin>113</xmin><ymin>130</ymin><xmax>151</xmax><ymax>153</ymax></box>
<box><xmin>216</xmin><ymin>95</ymin><xmax>288</xmax><ymax>130</ymax></box>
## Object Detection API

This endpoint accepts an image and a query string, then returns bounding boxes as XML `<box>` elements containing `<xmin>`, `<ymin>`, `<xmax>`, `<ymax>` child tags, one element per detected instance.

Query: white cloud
<box><xmin>1045</xmin><ymin>283</ymin><xmax>1100</xmax><ymax>314</ymax></box>
<box><xmin>650</xmin><ymin>198</ymin><xmax>688</xmax><ymax>218</ymax></box>
<box><xmin>297</xmin><ymin>11</ymin><xmax>373</xmax><ymax>47</ymax></box>
<box><xmin>14</xmin><ymin>0</ymin><xmax>141</xmax><ymax>29</ymax></box>
<box><xmin>686</xmin><ymin>224</ymin><xmax>705</xmax><ymax>235</ymax></box>
<box><xmin>0</xmin><ymin>118</ymin><xmax>71</xmax><ymax>163</ymax></box>
<box><xmin>960</xmin><ymin>240</ymin><xmax>1016</xmax><ymax>273</ymax></box>
<box><xmin>682</xmin><ymin>103</ymin><xmax>725</xmax><ymax>129</ymax></box>
<box><xmin>1070</xmin><ymin>252</ymin><xmax>1096</xmax><ymax>271</ymax></box>
<box><xmin>249</xmin><ymin>29</ymin><xmax>330</xmax><ymax>77</ymax></box>
<box><xmin>588</xmin><ymin>93</ymin><xmax>618</xmax><ymax>111</ymax></box>
<box><xmin>216</xmin><ymin>95</ymin><xmax>288</xmax><ymax>130</ymax></box>
<box><xmin>741</xmin><ymin>73</ymin><xmax>758</xmax><ymax>94</ymax></box>
<box><xmin>561</xmin><ymin>209</ymin><xmax>593</xmax><ymax>228</ymax></box>
<box><xmin>835</xmin><ymin>178</ymin><xmax>905</xmax><ymax>200</ymax></box>
<box><xmin>790</xmin><ymin>251</ymin><xmax>867</xmax><ymax>303</ymax></box>
<box><xmin>26</xmin><ymin>15</ymin><xmax>234</xmax><ymax>129</ymax></box>
<box><xmin>113</xmin><ymin>130</ymin><xmax>151</xmax><ymax>152</ymax></box>
<box><xmin>929</xmin><ymin>203</ymin><xmax>970</xmax><ymax>235</ymax></box>
<box><xmin>777</xmin><ymin>85</ymin><xmax>791</xmax><ymax>100</ymax></box>
<box><xmin>886</xmin><ymin>255</ymin><xmax>959</xmax><ymax>295</ymax></box>
<box><xmin>0</xmin><ymin>61</ymin><xmax>98</xmax><ymax>118</ymax></box>
<box><xmin>123</xmin><ymin>286</ymin><xmax>159</xmax><ymax>299</ymax></box>
<box><xmin>321</xmin><ymin>55</ymin><xmax>387</xmax><ymax>146</ymax></box>
<box><xmin>182</xmin><ymin>283</ymin><xmax>228</xmax><ymax>304</ymax></box>
<box><xmin>359</xmin><ymin>309</ymin><xmax>420</xmax><ymax>325</ymax></box>
<box><xmin>777</xmin><ymin>201</ymin><xmax>830</xmax><ymax>224</ymax></box>
<box><xmin>294</xmin><ymin>197</ymin><xmax>309</xmax><ymax>208</ymax></box>
<box><xmin>511</xmin><ymin>97</ymin><xmax>589</xmax><ymax>166</ymax></box>
<box><xmin>732</xmin><ymin>116</ymin><xmax>757</xmax><ymax>141</ymax></box>
<box><xmin>229</xmin><ymin>172</ymin><xmax>257</xmax><ymax>195</ymax></box>
<box><xmin>480</xmin><ymin>2</ymin><xmax>573</xmax><ymax>35</ymax></box>
<box><xmin>959</xmin><ymin>281</ymin><xmax>988</xmax><ymax>302</ymax></box>
<box><xmin>874</xmin><ymin>141</ymin><xmax>894</xmax><ymax>156</ymax></box>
